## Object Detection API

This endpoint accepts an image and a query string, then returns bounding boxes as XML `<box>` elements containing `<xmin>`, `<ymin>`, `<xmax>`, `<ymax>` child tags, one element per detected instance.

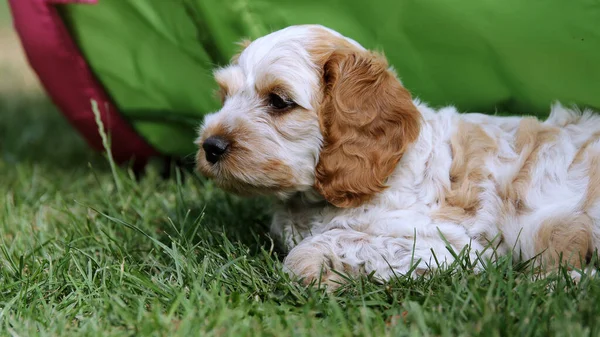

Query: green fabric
<box><xmin>61</xmin><ymin>0</ymin><xmax>600</xmax><ymax>157</ymax></box>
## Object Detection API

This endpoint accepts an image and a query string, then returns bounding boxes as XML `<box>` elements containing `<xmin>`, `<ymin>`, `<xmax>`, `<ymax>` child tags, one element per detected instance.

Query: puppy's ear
<box><xmin>231</xmin><ymin>39</ymin><xmax>252</xmax><ymax>63</ymax></box>
<box><xmin>315</xmin><ymin>50</ymin><xmax>421</xmax><ymax>208</ymax></box>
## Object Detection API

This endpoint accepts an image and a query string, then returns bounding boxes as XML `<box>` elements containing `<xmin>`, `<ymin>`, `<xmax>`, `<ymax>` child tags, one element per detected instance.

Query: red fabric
<box><xmin>7</xmin><ymin>0</ymin><xmax>158</xmax><ymax>167</ymax></box>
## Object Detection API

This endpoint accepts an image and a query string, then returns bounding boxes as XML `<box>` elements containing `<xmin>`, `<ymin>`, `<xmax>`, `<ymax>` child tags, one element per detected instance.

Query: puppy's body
<box><xmin>278</xmin><ymin>103</ymin><xmax>600</xmax><ymax>282</ymax></box>
<box><xmin>196</xmin><ymin>25</ymin><xmax>600</xmax><ymax>285</ymax></box>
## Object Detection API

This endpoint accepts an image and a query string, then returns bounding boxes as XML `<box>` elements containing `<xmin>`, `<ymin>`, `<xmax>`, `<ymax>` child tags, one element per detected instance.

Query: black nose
<box><xmin>202</xmin><ymin>136</ymin><xmax>230</xmax><ymax>164</ymax></box>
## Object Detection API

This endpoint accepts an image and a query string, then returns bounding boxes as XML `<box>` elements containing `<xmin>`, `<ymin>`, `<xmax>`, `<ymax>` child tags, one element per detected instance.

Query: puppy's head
<box><xmin>196</xmin><ymin>25</ymin><xmax>421</xmax><ymax>207</ymax></box>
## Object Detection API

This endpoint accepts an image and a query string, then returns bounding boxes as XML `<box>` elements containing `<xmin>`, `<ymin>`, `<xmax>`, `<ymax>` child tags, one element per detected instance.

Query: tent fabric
<box><xmin>10</xmin><ymin>0</ymin><xmax>600</xmax><ymax>161</ymax></box>
<box><xmin>7</xmin><ymin>0</ymin><xmax>158</xmax><ymax>166</ymax></box>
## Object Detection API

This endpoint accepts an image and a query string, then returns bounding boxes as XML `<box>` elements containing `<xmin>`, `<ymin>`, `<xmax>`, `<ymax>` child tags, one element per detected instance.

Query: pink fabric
<box><xmin>8</xmin><ymin>0</ymin><xmax>158</xmax><ymax>167</ymax></box>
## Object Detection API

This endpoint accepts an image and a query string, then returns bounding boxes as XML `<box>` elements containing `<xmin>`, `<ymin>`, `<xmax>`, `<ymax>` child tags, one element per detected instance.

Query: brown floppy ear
<box><xmin>315</xmin><ymin>49</ymin><xmax>421</xmax><ymax>208</ymax></box>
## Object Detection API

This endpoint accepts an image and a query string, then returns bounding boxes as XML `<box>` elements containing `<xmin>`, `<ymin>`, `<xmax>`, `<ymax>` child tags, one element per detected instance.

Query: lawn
<box><xmin>2</xmin><ymin>3</ymin><xmax>600</xmax><ymax>337</ymax></box>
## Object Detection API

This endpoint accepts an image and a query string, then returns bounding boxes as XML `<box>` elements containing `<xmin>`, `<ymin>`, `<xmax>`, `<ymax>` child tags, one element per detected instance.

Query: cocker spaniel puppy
<box><xmin>196</xmin><ymin>25</ymin><xmax>600</xmax><ymax>286</ymax></box>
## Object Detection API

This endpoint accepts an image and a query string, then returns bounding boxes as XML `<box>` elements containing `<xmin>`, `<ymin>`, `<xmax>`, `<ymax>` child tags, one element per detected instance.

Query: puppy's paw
<box><xmin>283</xmin><ymin>242</ymin><xmax>349</xmax><ymax>290</ymax></box>
<box><xmin>568</xmin><ymin>266</ymin><xmax>597</xmax><ymax>284</ymax></box>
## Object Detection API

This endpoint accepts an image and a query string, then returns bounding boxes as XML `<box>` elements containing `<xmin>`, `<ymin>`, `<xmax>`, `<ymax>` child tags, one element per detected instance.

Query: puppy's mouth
<box><xmin>195</xmin><ymin>146</ymin><xmax>297</xmax><ymax>197</ymax></box>
<box><xmin>211</xmin><ymin>177</ymin><xmax>284</xmax><ymax>196</ymax></box>
<box><xmin>202</xmin><ymin>168</ymin><xmax>295</xmax><ymax>198</ymax></box>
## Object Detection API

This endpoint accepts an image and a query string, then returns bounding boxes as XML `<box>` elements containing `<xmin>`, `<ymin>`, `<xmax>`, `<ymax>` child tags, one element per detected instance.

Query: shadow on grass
<box><xmin>155</xmin><ymin>169</ymin><xmax>279</xmax><ymax>259</ymax></box>
<box><xmin>0</xmin><ymin>91</ymin><xmax>276</xmax><ymax>259</ymax></box>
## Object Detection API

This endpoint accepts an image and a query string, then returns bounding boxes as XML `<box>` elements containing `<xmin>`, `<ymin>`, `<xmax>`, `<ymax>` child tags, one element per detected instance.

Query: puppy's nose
<box><xmin>202</xmin><ymin>136</ymin><xmax>230</xmax><ymax>164</ymax></box>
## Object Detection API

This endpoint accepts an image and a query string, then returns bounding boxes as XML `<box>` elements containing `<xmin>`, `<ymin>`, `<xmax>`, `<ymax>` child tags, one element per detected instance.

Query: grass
<box><xmin>4</xmin><ymin>104</ymin><xmax>600</xmax><ymax>337</ymax></box>
<box><xmin>2</xmin><ymin>5</ymin><xmax>600</xmax><ymax>336</ymax></box>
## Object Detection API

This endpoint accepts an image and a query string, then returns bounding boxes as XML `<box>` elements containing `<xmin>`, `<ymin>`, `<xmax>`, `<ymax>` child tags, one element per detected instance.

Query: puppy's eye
<box><xmin>268</xmin><ymin>93</ymin><xmax>295</xmax><ymax>111</ymax></box>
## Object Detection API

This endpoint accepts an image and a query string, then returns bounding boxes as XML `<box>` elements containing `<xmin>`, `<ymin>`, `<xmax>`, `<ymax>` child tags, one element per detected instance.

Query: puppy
<box><xmin>196</xmin><ymin>25</ymin><xmax>600</xmax><ymax>286</ymax></box>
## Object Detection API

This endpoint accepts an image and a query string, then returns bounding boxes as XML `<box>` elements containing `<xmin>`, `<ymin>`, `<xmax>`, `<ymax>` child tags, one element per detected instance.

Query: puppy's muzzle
<box><xmin>202</xmin><ymin>135</ymin><xmax>230</xmax><ymax>164</ymax></box>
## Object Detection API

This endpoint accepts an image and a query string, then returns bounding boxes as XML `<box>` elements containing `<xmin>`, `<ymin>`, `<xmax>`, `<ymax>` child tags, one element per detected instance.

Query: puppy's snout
<box><xmin>202</xmin><ymin>136</ymin><xmax>230</xmax><ymax>164</ymax></box>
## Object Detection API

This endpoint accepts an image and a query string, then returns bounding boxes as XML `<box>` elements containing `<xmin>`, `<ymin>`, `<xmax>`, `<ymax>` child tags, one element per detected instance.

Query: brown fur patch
<box><xmin>584</xmin><ymin>152</ymin><xmax>600</xmax><ymax>210</ymax></box>
<box><xmin>307</xmin><ymin>28</ymin><xmax>361</xmax><ymax>68</ymax></box>
<box><xmin>313</xmin><ymin>48</ymin><xmax>421</xmax><ymax>208</ymax></box>
<box><xmin>261</xmin><ymin>159</ymin><xmax>296</xmax><ymax>188</ymax></box>
<box><xmin>510</xmin><ymin>118</ymin><xmax>560</xmax><ymax>193</ymax></box>
<box><xmin>570</xmin><ymin>132</ymin><xmax>600</xmax><ymax>168</ymax></box>
<box><xmin>569</xmin><ymin>133</ymin><xmax>600</xmax><ymax>211</ymax></box>
<box><xmin>432</xmin><ymin>122</ymin><xmax>497</xmax><ymax>223</ymax></box>
<box><xmin>535</xmin><ymin>214</ymin><xmax>593</xmax><ymax>269</ymax></box>
<box><xmin>496</xmin><ymin>119</ymin><xmax>560</xmax><ymax>216</ymax></box>
<box><xmin>255</xmin><ymin>77</ymin><xmax>295</xmax><ymax>100</ymax></box>
<box><xmin>196</xmin><ymin>123</ymin><xmax>229</xmax><ymax>145</ymax></box>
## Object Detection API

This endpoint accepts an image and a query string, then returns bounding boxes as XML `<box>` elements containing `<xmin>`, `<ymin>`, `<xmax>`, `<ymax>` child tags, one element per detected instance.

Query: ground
<box><xmin>1</xmin><ymin>2</ymin><xmax>600</xmax><ymax>337</ymax></box>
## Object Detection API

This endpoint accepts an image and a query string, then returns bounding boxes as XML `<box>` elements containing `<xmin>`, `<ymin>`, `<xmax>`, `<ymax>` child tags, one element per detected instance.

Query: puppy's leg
<box><xmin>282</xmin><ymin>228</ymin><xmax>466</xmax><ymax>288</ymax></box>
<box><xmin>282</xmin><ymin>231</ymin><xmax>352</xmax><ymax>289</ymax></box>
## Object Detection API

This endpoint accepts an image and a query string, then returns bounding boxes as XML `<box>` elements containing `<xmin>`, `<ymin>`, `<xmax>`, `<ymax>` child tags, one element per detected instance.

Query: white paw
<box><xmin>283</xmin><ymin>242</ymin><xmax>351</xmax><ymax>289</ymax></box>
